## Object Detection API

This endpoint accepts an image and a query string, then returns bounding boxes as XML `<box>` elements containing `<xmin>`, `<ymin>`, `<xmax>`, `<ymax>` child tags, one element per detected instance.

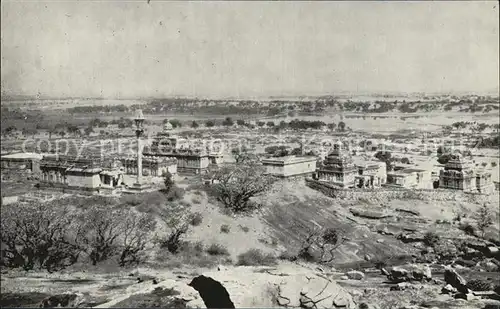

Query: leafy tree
<box><xmin>211</xmin><ymin>162</ymin><xmax>274</xmax><ymax>213</ymax></box>
<box><xmin>170</xmin><ymin>119</ymin><xmax>182</xmax><ymax>128</ymax></box>
<box><xmin>205</xmin><ymin>120</ymin><xmax>215</xmax><ymax>127</ymax></box>
<box><xmin>327</xmin><ymin>123</ymin><xmax>336</xmax><ymax>130</ymax></box>
<box><xmin>257</xmin><ymin>121</ymin><xmax>265</xmax><ymax>127</ymax></box>
<box><xmin>222</xmin><ymin>117</ymin><xmax>234</xmax><ymax>126</ymax></box>
<box><xmin>266</xmin><ymin>121</ymin><xmax>275</xmax><ymax>127</ymax></box>
<box><xmin>338</xmin><ymin>121</ymin><xmax>346</xmax><ymax>132</ymax></box>
<box><xmin>163</xmin><ymin>171</ymin><xmax>174</xmax><ymax>193</ymax></box>
<box><xmin>475</xmin><ymin>204</ymin><xmax>494</xmax><ymax>238</ymax></box>
<box><xmin>236</xmin><ymin>119</ymin><xmax>245</xmax><ymax>126</ymax></box>
<box><xmin>191</xmin><ymin>121</ymin><xmax>199</xmax><ymax>128</ymax></box>
<box><xmin>401</xmin><ymin>157</ymin><xmax>410</xmax><ymax>164</ymax></box>
<box><xmin>374</xmin><ymin>151</ymin><xmax>393</xmax><ymax>171</ymax></box>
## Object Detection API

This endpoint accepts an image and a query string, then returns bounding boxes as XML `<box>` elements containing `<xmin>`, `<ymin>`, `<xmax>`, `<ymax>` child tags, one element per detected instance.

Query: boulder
<box><xmin>454</xmin><ymin>293</ymin><xmax>478</xmax><ymax>301</ymax></box>
<box><xmin>395</xmin><ymin>208</ymin><xmax>420</xmax><ymax>216</ymax></box>
<box><xmin>40</xmin><ymin>293</ymin><xmax>86</xmax><ymax>308</ymax></box>
<box><xmin>441</xmin><ymin>284</ymin><xmax>458</xmax><ymax>294</ymax></box>
<box><xmin>345</xmin><ymin>270</ymin><xmax>365</xmax><ymax>280</ymax></box>
<box><xmin>444</xmin><ymin>267</ymin><xmax>469</xmax><ymax>294</ymax></box>
<box><xmin>387</xmin><ymin>265</ymin><xmax>431</xmax><ymax>283</ymax></box>
<box><xmin>350</xmin><ymin>208</ymin><xmax>392</xmax><ymax>219</ymax></box>
<box><xmin>409</xmin><ymin>264</ymin><xmax>432</xmax><ymax>281</ymax></box>
<box><xmin>199</xmin><ymin>263</ymin><xmax>355</xmax><ymax>309</ymax></box>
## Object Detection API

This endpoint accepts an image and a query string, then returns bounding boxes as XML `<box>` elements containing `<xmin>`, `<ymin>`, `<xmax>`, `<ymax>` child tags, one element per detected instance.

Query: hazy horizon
<box><xmin>1</xmin><ymin>1</ymin><xmax>499</xmax><ymax>99</ymax></box>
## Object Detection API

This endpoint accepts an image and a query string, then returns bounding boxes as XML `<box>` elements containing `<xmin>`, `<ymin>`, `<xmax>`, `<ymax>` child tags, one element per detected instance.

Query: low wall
<box><xmin>1</xmin><ymin>196</ymin><xmax>19</xmax><ymax>205</ymax></box>
<box><xmin>305</xmin><ymin>178</ymin><xmax>496</xmax><ymax>203</ymax></box>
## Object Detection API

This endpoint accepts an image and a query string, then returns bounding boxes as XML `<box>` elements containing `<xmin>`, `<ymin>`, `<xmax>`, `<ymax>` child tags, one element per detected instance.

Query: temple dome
<box><xmin>445</xmin><ymin>154</ymin><xmax>473</xmax><ymax>171</ymax></box>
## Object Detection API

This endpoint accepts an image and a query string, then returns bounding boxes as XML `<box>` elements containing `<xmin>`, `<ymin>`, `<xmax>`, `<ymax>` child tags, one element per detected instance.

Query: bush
<box><xmin>239</xmin><ymin>225</ymin><xmax>250</xmax><ymax>233</ymax></box>
<box><xmin>459</xmin><ymin>223</ymin><xmax>476</xmax><ymax>236</ymax></box>
<box><xmin>423</xmin><ymin>231</ymin><xmax>440</xmax><ymax>247</ymax></box>
<box><xmin>492</xmin><ymin>162</ymin><xmax>497</xmax><ymax>167</ymax></box>
<box><xmin>191</xmin><ymin>197</ymin><xmax>201</xmax><ymax>204</ymax></box>
<box><xmin>220</xmin><ymin>224</ymin><xmax>231</xmax><ymax>233</ymax></box>
<box><xmin>278</xmin><ymin>250</ymin><xmax>297</xmax><ymax>261</ymax></box>
<box><xmin>166</xmin><ymin>186</ymin><xmax>185</xmax><ymax>202</ymax></box>
<box><xmin>188</xmin><ymin>212</ymin><xmax>203</xmax><ymax>226</ymax></box>
<box><xmin>206</xmin><ymin>244</ymin><xmax>230</xmax><ymax>256</ymax></box>
<box><xmin>236</xmin><ymin>249</ymin><xmax>277</xmax><ymax>266</ymax></box>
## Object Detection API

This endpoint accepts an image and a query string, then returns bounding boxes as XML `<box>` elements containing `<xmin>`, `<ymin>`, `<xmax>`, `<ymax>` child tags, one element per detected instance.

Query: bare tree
<box><xmin>0</xmin><ymin>203</ymin><xmax>82</xmax><ymax>272</ymax></box>
<box><xmin>298</xmin><ymin>227</ymin><xmax>348</xmax><ymax>264</ymax></box>
<box><xmin>118</xmin><ymin>211</ymin><xmax>157</xmax><ymax>266</ymax></box>
<box><xmin>211</xmin><ymin>162</ymin><xmax>274</xmax><ymax>213</ymax></box>
<box><xmin>79</xmin><ymin>207</ymin><xmax>124</xmax><ymax>265</ymax></box>
<box><xmin>157</xmin><ymin>204</ymin><xmax>190</xmax><ymax>254</ymax></box>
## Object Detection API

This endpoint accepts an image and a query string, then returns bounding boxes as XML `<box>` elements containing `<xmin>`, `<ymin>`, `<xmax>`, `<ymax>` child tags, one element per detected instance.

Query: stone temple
<box><xmin>439</xmin><ymin>154</ymin><xmax>494</xmax><ymax>194</ymax></box>
<box><xmin>316</xmin><ymin>144</ymin><xmax>358</xmax><ymax>188</ymax></box>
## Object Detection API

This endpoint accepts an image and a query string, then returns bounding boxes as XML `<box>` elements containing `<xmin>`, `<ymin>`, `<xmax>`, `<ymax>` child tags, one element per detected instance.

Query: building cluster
<box><xmin>1</xmin><ymin>110</ymin><xmax>496</xmax><ymax>197</ymax></box>
<box><xmin>260</xmin><ymin>144</ymin><xmax>495</xmax><ymax>193</ymax></box>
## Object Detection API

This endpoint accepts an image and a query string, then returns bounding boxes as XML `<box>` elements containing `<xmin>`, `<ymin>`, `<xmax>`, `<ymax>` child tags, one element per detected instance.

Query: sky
<box><xmin>1</xmin><ymin>1</ymin><xmax>499</xmax><ymax>99</ymax></box>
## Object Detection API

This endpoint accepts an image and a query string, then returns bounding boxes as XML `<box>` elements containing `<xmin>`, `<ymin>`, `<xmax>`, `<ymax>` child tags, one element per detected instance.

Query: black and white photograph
<box><xmin>1</xmin><ymin>1</ymin><xmax>499</xmax><ymax>308</ymax></box>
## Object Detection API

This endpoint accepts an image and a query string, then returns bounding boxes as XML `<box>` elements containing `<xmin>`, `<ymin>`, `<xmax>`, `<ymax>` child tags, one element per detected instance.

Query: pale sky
<box><xmin>1</xmin><ymin>1</ymin><xmax>499</xmax><ymax>98</ymax></box>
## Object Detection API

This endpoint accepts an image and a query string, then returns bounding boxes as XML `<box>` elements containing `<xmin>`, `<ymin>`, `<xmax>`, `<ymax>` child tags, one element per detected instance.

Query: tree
<box><xmin>222</xmin><ymin>117</ymin><xmax>234</xmax><ymax>126</ymax></box>
<box><xmin>84</xmin><ymin>126</ymin><xmax>94</xmax><ymax>136</ymax></box>
<box><xmin>0</xmin><ymin>203</ymin><xmax>82</xmax><ymax>272</ymax></box>
<box><xmin>211</xmin><ymin>162</ymin><xmax>274</xmax><ymax>213</ymax></box>
<box><xmin>118</xmin><ymin>211</ymin><xmax>156</xmax><ymax>266</ymax></box>
<box><xmin>475</xmin><ymin>204</ymin><xmax>494</xmax><ymax>238</ymax></box>
<box><xmin>374</xmin><ymin>151</ymin><xmax>393</xmax><ymax>171</ymax></box>
<box><xmin>191</xmin><ymin>121</ymin><xmax>199</xmax><ymax>128</ymax></box>
<box><xmin>163</xmin><ymin>171</ymin><xmax>174</xmax><ymax>193</ymax></box>
<box><xmin>297</xmin><ymin>227</ymin><xmax>347</xmax><ymax>263</ymax></box>
<box><xmin>157</xmin><ymin>204</ymin><xmax>191</xmax><ymax>254</ymax></box>
<box><xmin>257</xmin><ymin>121</ymin><xmax>265</xmax><ymax>127</ymax></box>
<box><xmin>266</xmin><ymin>121</ymin><xmax>275</xmax><ymax>127</ymax></box>
<box><xmin>231</xmin><ymin>146</ymin><xmax>257</xmax><ymax>164</ymax></box>
<box><xmin>327</xmin><ymin>123</ymin><xmax>336</xmax><ymax>131</ymax></box>
<box><xmin>236</xmin><ymin>119</ymin><xmax>245</xmax><ymax>126</ymax></box>
<box><xmin>401</xmin><ymin>157</ymin><xmax>410</xmax><ymax>164</ymax></box>
<box><xmin>205</xmin><ymin>120</ymin><xmax>215</xmax><ymax>127</ymax></box>
<box><xmin>170</xmin><ymin>119</ymin><xmax>182</xmax><ymax>128</ymax></box>
<box><xmin>338</xmin><ymin>121</ymin><xmax>346</xmax><ymax>132</ymax></box>
<box><xmin>79</xmin><ymin>207</ymin><xmax>124</xmax><ymax>265</ymax></box>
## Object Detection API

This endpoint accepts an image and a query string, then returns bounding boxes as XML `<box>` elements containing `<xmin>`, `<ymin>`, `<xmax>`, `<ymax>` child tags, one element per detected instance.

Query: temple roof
<box><xmin>444</xmin><ymin>154</ymin><xmax>473</xmax><ymax>171</ymax></box>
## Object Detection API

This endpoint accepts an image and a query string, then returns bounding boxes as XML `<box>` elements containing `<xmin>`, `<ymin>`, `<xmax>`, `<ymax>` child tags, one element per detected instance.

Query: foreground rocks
<box><xmin>386</xmin><ymin>264</ymin><xmax>432</xmax><ymax>283</ymax></box>
<box><xmin>91</xmin><ymin>262</ymin><xmax>355</xmax><ymax>309</ymax></box>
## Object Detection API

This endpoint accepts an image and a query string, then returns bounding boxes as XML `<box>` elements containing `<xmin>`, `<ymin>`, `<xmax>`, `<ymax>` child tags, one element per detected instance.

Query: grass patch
<box><xmin>206</xmin><ymin>243</ymin><xmax>230</xmax><ymax>256</ymax></box>
<box><xmin>239</xmin><ymin>225</ymin><xmax>250</xmax><ymax>233</ymax></box>
<box><xmin>188</xmin><ymin>212</ymin><xmax>203</xmax><ymax>226</ymax></box>
<box><xmin>220</xmin><ymin>224</ymin><xmax>231</xmax><ymax>233</ymax></box>
<box><xmin>236</xmin><ymin>249</ymin><xmax>277</xmax><ymax>266</ymax></box>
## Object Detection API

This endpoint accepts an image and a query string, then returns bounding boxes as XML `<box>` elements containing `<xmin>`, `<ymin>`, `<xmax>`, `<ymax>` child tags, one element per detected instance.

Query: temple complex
<box><xmin>121</xmin><ymin>157</ymin><xmax>177</xmax><ymax>177</ymax></box>
<box><xmin>316</xmin><ymin>144</ymin><xmax>358</xmax><ymax>188</ymax></box>
<box><xmin>143</xmin><ymin>129</ymin><xmax>224</xmax><ymax>175</ymax></box>
<box><xmin>439</xmin><ymin>155</ymin><xmax>494</xmax><ymax>193</ymax></box>
<box><xmin>355</xmin><ymin>161</ymin><xmax>387</xmax><ymax>188</ymax></box>
<box><xmin>38</xmin><ymin>156</ymin><xmax>124</xmax><ymax>195</ymax></box>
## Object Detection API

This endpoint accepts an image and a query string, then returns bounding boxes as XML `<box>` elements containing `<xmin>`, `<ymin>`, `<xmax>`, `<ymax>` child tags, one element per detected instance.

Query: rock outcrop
<box><xmin>95</xmin><ymin>262</ymin><xmax>354</xmax><ymax>309</ymax></box>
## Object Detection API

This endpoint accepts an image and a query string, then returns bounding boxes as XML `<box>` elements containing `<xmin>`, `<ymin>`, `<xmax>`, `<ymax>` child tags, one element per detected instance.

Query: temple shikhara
<box><xmin>439</xmin><ymin>154</ymin><xmax>494</xmax><ymax>194</ymax></box>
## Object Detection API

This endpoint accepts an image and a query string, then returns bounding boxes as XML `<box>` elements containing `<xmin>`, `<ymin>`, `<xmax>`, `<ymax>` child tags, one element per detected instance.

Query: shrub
<box><xmin>206</xmin><ymin>244</ymin><xmax>230</xmax><ymax>256</ymax></box>
<box><xmin>239</xmin><ymin>225</ymin><xmax>250</xmax><ymax>233</ymax></box>
<box><xmin>163</xmin><ymin>171</ymin><xmax>174</xmax><ymax>193</ymax></box>
<box><xmin>220</xmin><ymin>224</ymin><xmax>231</xmax><ymax>233</ymax></box>
<box><xmin>166</xmin><ymin>186</ymin><xmax>185</xmax><ymax>202</ymax></box>
<box><xmin>188</xmin><ymin>212</ymin><xmax>203</xmax><ymax>226</ymax></box>
<box><xmin>467</xmin><ymin>279</ymin><xmax>493</xmax><ymax>291</ymax></box>
<box><xmin>459</xmin><ymin>223</ymin><xmax>476</xmax><ymax>236</ymax></box>
<box><xmin>492</xmin><ymin>162</ymin><xmax>497</xmax><ymax>167</ymax></box>
<box><xmin>191</xmin><ymin>197</ymin><xmax>201</xmax><ymax>204</ymax></box>
<box><xmin>236</xmin><ymin>249</ymin><xmax>277</xmax><ymax>266</ymax></box>
<box><xmin>423</xmin><ymin>231</ymin><xmax>440</xmax><ymax>247</ymax></box>
<box><xmin>278</xmin><ymin>250</ymin><xmax>297</xmax><ymax>261</ymax></box>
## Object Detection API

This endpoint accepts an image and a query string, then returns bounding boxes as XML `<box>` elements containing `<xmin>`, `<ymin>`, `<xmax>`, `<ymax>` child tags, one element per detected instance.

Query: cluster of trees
<box><xmin>0</xmin><ymin>203</ymin><xmax>156</xmax><ymax>272</ymax></box>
